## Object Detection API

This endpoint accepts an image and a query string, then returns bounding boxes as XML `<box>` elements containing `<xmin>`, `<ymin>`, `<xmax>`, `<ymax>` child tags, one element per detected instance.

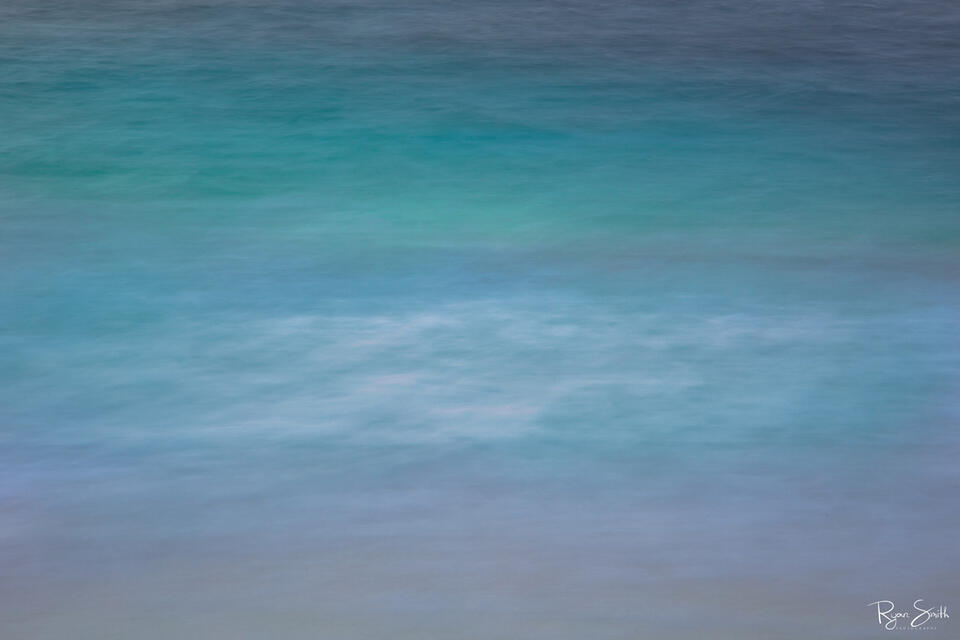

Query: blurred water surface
<box><xmin>1</xmin><ymin>1</ymin><xmax>959</xmax><ymax>638</ymax></box>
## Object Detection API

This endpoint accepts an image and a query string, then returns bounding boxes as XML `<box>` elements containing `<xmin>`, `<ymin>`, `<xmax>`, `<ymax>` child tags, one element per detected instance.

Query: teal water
<box><xmin>2</xmin><ymin>1</ymin><xmax>959</xmax><ymax>638</ymax></box>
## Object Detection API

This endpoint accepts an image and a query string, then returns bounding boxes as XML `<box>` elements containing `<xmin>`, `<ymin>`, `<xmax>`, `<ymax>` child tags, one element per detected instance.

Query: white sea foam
<box><xmin>3</xmin><ymin>296</ymin><xmax>867</xmax><ymax>447</ymax></box>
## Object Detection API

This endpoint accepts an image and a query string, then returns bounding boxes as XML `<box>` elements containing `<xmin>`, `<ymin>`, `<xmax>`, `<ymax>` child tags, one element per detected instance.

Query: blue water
<box><xmin>2</xmin><ymin>1</ymin><xmax>959</xmax><ymax>638</ymax></box>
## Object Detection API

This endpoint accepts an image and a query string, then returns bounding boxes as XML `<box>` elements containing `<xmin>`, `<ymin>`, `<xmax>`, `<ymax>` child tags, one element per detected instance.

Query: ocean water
<box><xmin>2</xmin><ymin>1</ymin><xmax>959</xmax><ymax>637</ymax></box>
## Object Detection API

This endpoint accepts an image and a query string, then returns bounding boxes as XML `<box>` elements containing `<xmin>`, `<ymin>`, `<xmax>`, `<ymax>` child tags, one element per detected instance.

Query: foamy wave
<box><xmin>5</xmin><ymin>297</ymin><xmax>858</xmax><ymax>446</ymax></box>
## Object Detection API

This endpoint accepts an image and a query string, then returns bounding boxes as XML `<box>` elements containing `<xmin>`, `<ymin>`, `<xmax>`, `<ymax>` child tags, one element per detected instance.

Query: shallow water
<box><xmin>2</xmin><ymin>1</ymin><xmax>959</xmax><ymax>637</ymax></box>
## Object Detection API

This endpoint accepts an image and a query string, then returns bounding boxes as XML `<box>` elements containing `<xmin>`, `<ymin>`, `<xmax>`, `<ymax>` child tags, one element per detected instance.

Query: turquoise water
<box><xmin>2</xmin><ymin>1</ymin><xmax>959</xmax><ymax>637</ymax></box>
